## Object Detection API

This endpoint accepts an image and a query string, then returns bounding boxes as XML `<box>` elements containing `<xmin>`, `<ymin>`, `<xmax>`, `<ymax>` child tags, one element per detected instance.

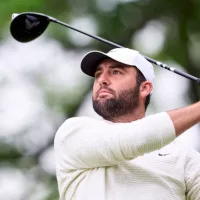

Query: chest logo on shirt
<box><xmin>158</xmin><ymin>153</ymin><xmax>170</xmax><ymax>156</ymax></box>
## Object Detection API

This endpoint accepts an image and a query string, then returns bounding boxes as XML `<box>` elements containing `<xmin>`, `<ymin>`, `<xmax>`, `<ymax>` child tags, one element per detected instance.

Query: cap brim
<box><xmin>81</xmin><ymin>51</ymin><xmax>111</xmax><ymax>77</ymax></box>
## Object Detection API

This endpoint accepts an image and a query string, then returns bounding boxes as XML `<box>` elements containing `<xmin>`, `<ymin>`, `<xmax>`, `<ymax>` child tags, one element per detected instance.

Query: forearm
<box><xmin>167</xmin><ymin>101</ymin><xmax>200</xmax><ymax>137</ymax></box>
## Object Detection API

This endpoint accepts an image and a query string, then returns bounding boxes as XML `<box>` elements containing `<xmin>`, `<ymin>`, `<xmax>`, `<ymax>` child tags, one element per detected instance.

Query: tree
<box><xmin>0</xmin><ymin>0</ymin><xmax>200</xmax><ymax>199</ymax></box>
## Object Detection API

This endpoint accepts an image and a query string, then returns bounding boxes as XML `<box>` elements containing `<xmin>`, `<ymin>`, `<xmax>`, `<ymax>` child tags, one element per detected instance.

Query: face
<box><xmin>92</xmin><ymin>59</ymin><xmax>141</xmax><ymax>120</ymax></box>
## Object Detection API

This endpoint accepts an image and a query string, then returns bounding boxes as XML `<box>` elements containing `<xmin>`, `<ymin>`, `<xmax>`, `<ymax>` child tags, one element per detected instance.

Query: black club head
<box><xmin>10</xmin><ymin>12</ymin><xmax>50</xmax><ymax>42</ymax></box>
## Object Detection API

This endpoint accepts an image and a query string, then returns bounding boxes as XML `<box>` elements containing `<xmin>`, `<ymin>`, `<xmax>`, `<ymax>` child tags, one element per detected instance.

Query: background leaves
<box><xmin>0</xmin><ymin>0</ymin><xmax>200</xmax><ymax>199</ymax></box>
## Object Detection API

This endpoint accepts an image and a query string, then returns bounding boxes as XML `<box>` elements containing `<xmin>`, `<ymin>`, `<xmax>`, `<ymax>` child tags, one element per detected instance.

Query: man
<box><xmin>54</xmin><ymin>48</ymin><xmax>200</xmax><ymax>200</ymax></box>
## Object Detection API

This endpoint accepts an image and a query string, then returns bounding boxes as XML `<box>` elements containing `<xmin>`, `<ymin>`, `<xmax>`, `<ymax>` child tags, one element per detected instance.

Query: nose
<box><xmin>98</xmin><ymin>72</ymin><xmax>110</xmax><ymax>86</ymax></box>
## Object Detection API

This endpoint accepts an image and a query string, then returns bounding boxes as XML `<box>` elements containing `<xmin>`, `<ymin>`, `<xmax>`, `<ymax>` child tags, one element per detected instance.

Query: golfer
<box><xmin>54</xmin><ymin>48</ymin><xmax>200</xmax><ymax>200</ymax></box>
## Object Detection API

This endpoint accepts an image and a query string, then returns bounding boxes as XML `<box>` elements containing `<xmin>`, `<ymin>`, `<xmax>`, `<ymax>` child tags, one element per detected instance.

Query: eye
<box><xmin>94</xmin><ymin>71</ymin><xmax>101</xmax><ymax>79</ymax></box>
<box><xmin>112</xmin><ymin>69</ymin><xmax>121</xmax><ymax>75</ymax></box>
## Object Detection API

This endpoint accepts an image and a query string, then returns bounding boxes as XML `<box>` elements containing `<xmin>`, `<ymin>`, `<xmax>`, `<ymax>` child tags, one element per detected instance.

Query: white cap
<box><xmin>81</xmin><ymin>48</ymin><xmax>155</xmax><ymax>86</ymax></box>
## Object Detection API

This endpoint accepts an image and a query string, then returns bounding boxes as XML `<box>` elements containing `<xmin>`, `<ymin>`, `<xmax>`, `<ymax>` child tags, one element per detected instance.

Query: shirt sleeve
<box><xmin>185</xmin><ymin>146</ymin><xmax>200</xmax><ymax>200</ymax></box>
<box><xmin>54</xmin><ymin>112</ymin><xmax>176</xmax><ymax>169</ymax></box>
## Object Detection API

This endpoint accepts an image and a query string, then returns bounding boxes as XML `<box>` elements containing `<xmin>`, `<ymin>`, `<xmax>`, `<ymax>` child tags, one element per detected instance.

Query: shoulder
<box><xmin>54</xmin><ymin>116</ymin><xmax>103</xmax><ymax>140</ymax></box>
<box><xmin>59</xmin><ymin>116</ymin><xmax>105</xmax><ymax>130</ymax></box>
<box><xmin>56</xmin><ymin>116</ymin><xmax>95</xmax><ymax>131</ymax></box>
<box><xmin>60</xmin><ymin>116</ymin><xmax>95</xmax><ymax>127</ymax></box>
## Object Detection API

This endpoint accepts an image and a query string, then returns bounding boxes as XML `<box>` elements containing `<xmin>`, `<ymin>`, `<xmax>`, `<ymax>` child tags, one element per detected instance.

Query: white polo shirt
<box><xmin>54</xmin><ymin>112</ymin><xmax>200</xmax><ymax>200</ymax></box>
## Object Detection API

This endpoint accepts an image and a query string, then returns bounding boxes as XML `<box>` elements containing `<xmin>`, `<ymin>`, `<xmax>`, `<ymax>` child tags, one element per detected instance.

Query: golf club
<box><xmin>10</xmin><ymin>12</ymin><xmax>200</xmax><ymax>84</ymax></box>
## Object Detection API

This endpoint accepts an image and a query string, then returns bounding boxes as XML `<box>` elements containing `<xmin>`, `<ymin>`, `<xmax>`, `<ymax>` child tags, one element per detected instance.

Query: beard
<box><xmin>92</xmin><ymin>86</ymin><xmax>140</xmax><ymax>121</ymax></box>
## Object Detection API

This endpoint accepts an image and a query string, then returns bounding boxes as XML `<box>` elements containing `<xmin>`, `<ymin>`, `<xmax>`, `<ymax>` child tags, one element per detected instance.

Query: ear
<box><xmin>139</xmin><ymin>81</ymin><xmax>153</xmax><ymax>98</ymax></box>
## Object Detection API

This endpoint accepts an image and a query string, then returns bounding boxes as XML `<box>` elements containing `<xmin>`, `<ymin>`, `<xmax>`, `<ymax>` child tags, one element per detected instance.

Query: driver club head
<box><xmin>10</xmin><ymin>12</ymin><xmax>50</xmax><ymax>42</ymax></box>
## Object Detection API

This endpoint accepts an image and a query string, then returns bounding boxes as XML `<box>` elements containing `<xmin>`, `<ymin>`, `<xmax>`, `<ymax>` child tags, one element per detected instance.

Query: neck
<box><xmin>105</xmin><ymin>107</ymin><xmax>146</xmax><ymax>123</ymax></box>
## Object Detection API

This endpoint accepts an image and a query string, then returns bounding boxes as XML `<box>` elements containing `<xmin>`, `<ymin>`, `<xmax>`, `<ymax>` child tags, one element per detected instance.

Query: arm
<box><xmin>54</xmin><ymin>112</ymin><xmax>175</xmax><ymax>169</ymax></box>
<box><xmin>168</xmin><ymin>101</ymin><xmax>200</xmax><ymax>136</ymax></box>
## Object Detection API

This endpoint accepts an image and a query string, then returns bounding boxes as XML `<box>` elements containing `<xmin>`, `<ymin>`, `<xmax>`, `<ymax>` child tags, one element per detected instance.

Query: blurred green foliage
<box><xmin>1</xmin><ymin>0</ymin><xmax>200</xmax><ymax>199</ymax></box>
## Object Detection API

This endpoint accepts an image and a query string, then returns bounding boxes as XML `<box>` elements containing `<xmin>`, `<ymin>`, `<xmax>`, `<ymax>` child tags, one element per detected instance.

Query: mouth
<box><xmin>97</xmin><ymin>89</ymin><xmax>113</xmax><ymax>98</ymax></box>
<box><xmin>99</xmin><ymin>90</ymin><xmax>111</xmax><ymax>94</ymax></box>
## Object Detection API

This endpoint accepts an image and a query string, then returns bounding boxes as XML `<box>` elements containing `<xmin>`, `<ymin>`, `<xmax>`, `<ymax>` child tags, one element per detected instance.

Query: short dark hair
<box><xmin>135</xmin><ymin>69</ymin><xmax>151</xmax><ymax>111</ymax></box>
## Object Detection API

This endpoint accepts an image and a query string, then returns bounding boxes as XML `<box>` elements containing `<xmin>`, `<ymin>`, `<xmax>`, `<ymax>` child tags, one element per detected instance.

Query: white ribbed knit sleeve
<box><xmin>54</xmin><ymin>112</ymin><xmax>175</xmax><ymax>169</ymax></box>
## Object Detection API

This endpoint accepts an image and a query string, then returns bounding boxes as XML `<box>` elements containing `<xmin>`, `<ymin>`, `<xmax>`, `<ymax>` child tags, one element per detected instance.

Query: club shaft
<box><xmin>50</xmin><ymin>18</ymin><xmax>123</xmax><ymax>48</ymax></box>
<box><xmin>50</xmin><ymin>17</ymin><xmax>200</xmax><ymax>84</ymax></box>
<box><xmin>144</xmin><ymin>56</ymin><xmax>200</xmax><ymax>83</ymax></box>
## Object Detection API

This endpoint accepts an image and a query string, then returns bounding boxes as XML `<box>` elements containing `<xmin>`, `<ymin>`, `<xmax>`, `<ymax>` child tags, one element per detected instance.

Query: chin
<box><xmin>96</xmin><ymin>98</ymin><xmax>108</xmax><ymax>105</ymax></box>
<box><xmin>97</xmin><ymin>96</ymin><xmax>113</xmax><ymax>102</ymax></box>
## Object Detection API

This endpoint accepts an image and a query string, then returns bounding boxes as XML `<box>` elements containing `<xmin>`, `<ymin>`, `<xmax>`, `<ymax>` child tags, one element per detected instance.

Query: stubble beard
<box><xmin>92</xmin><ymin>86</ymin><xmax>140</xmax><ymax>121</ymax></box>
